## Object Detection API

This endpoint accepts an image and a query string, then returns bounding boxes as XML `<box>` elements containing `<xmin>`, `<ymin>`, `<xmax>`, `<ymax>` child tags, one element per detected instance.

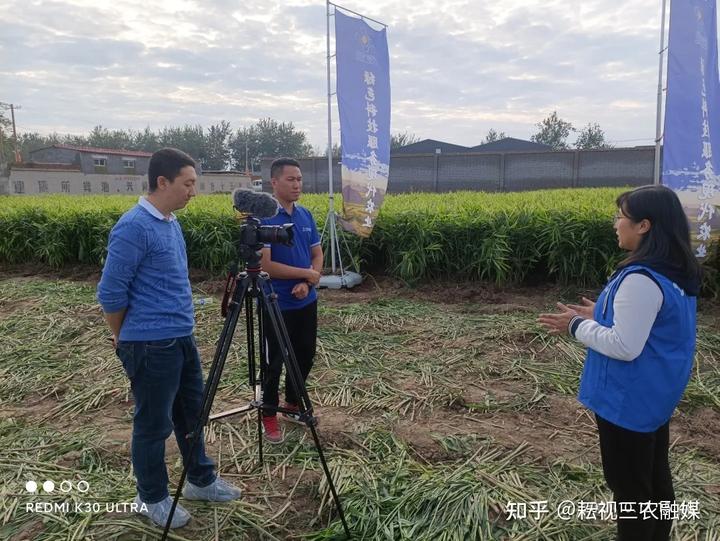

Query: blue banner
<box><xmin>662</xmin><ymin>0</ymin><xmax>720</xmax><ymax>258</ymax></box>
<box><xmin>334</xmin><ymin>8</ymin><xmax>390</xmax><ymax>237</ymax></box>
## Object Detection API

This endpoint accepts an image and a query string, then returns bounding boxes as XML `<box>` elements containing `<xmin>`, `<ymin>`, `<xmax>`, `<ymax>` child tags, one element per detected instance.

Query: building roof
<box><xmin>13</xmin><ymin>162</ymin><xmax>82</xmax><ymax>171</ymax></box>
<box><xmin>469</xmin><ymin>137</ymin><xmax>552</xmax><ymax>152</ymax></box>
<box><xmin>30</xmin><ymin>144</ymin><xmax>153</xmax><ymax>157</ymax></box>
<box><xmin>391</xmin><ymin>139</ymin><xmax>470</xmax><ymax>155</ymax></box>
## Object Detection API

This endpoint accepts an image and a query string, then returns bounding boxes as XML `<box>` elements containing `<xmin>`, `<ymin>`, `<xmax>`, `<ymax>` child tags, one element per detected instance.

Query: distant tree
<box><xmin>203</xmin><ymin>121</ymin><xmax>232</xmax><ymax>170</ymax></box>
<box><xmin>132</xmin><ymin>127</ymin><xmax>160</xmax><ymax>152</ymax></box>
<box><xmin>531</xmin><ymin>111</ymin><xmax>575</xmax><ymax>150</ymax></box>
<box><xmin>18</xmin><ymin>132</ymin><xmax>69</xmax><ymax>161</ymax></box>
<box><xmin>391</xmin><ymin>131</ymin><xmax>421</xmax><ymax>150</ymax></box>
<box><xmin>228</xmin><ymin>118</ymin><xmax>313</xmax><ymax>172</ymax></box>
<box><xmin>157</xmin><ymin>125</ymin><xmax>208</xmax><ymax>166</ymax></box>
<box><xmin>86</xmin><ymin>125</ymin><xmax>135</xmax><ymax>150</ymax></box>
<box><xmin>574</xmin><ymin>123</ymin><xmax>613</xmax><ymax>150</ymax></box>
<box><xmin>483</xmin><ymin>128</ymin><xmax>507</xmax><ymax>143</ymax></box>
<box><xmin>0</xmin><ymin>110</ymin><xmax>12</xmax><ymax>164</ymax></box>
<box><xmin>0</xmin><ymin>110</ymin><xmax>9</xmax><ymax>131</ymax></box>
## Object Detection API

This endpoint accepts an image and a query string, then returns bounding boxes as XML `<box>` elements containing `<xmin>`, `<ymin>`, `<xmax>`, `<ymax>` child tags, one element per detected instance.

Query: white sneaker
<box><xmin>134</xmin><ymin>494</ymin><xmax>191</xmax><ymax>529</ymax></box>
<box><xmin>182</xmin><ymin>476</ymin><xmax>242</xmax><ymax>502</ymax></box>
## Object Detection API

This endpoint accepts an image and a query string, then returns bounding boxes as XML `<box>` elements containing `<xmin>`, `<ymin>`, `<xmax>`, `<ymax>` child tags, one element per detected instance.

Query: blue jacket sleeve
<box><xmin>97</xmin><ymin>219</ymin><xmax>147</xmax><ymax>313</ymax></box>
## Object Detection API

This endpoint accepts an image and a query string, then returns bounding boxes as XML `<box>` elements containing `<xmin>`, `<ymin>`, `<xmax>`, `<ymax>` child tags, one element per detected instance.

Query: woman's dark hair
<box><xmin>616</xmin><ymin>184</ymin><xmax>701</xmax><ymax>281</ymax></box>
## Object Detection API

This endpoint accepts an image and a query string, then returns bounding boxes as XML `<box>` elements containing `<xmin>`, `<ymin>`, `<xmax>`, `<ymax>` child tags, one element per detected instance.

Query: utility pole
<box><xmin>0</xmin><ymin>102</ymin><xmax>21</xmax><ymax>163</ymax></box>
<box><xmin>10</xmin><ymin>104</ymin><xmax>19</xmax><ymax>163</ymax></box>
<box><xmin>653</xmin><ymin>0</ymin><xmax>668</xmax><ymax>185</ymax></box>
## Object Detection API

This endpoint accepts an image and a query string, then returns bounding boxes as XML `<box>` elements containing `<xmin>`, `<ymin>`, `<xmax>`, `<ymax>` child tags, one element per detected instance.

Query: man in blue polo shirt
<box><xmin>260</xmin><ymin>157</ymin><xmax>323</xmax><ymax>443</ymax></box>
<box><xmin>97</xmin><ymin>148</ymin><xmax>241</xmax><ymax>529</ymax></box>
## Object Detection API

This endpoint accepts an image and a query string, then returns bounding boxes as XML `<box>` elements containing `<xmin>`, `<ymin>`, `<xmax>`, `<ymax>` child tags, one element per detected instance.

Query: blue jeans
<box><xmin>116</xmin><ymin>335</ymin><xmax>216</xmax><ymax>503</ymax></box>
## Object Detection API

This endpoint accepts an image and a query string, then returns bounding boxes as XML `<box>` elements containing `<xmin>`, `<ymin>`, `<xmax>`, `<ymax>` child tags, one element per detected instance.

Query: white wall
<box><xmin>4</xmin><ymin>169</ymin><xmax>252</xmax><ymax>195</ymax></box>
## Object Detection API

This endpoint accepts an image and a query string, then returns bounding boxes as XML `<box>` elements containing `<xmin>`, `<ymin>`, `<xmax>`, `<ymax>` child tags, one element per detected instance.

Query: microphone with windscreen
<box><xmin>231</xmin><ymin>188</ymin><xmax>293</xmax><ymax>248</ymax></box>
<box><xmin>232</xmin><ymin>189</ymin><xmax>279</xmax><ymax>219</ymax></box>
<box><xmin>221</xmin><ymin>188</ymin><xmax>293</xmax><ymax>317</ymax></box>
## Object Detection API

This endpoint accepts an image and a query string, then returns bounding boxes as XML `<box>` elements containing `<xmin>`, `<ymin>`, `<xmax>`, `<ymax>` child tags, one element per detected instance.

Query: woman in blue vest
<box><xmin>538</xmin><ymin>184</ymin><xmax>701</xmax><ymax>541</ymax></box>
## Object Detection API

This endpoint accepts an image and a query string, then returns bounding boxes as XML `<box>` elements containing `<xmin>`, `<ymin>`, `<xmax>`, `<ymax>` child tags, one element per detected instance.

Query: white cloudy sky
<box><xmin>1</xmin><ymin>0</ymin><xmax>715</xmax><ymax>149</ymax></box>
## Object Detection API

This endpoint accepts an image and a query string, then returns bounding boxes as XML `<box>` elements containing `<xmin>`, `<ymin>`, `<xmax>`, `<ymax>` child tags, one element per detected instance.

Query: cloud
<box><xmin>1</xmin><ymin>0</ymin><xmax>713</xmax><ymax>149</ymax></box>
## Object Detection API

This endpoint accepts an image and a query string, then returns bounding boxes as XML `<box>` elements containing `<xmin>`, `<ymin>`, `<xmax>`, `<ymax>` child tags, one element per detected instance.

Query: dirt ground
<box><xmin>3</xmin><ymin>263</ymin><xmax>719</xmax><ymax>465</ymax></box>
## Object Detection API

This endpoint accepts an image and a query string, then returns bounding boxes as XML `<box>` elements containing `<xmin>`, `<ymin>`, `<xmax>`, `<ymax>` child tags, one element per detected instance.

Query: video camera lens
<box><xmin>257</xmin><ymin>224</ymin><xmax>294</xmax><ymax>246</ymax></box>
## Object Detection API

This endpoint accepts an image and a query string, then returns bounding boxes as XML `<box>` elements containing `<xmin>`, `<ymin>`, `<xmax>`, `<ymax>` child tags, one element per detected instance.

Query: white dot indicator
<box><xmin>60</xmin><ymin>480</ymin><xmax>73</xmax><ymax>493</ymax></box>
<box><xmin>25</xmin><ymin>481</ymin><xmax>38</xmax><ymax>493</ymax></box>
<box><xmin>76</xmin><ymin>480</ymin><xmax>90</xmax><ymax>493</ymax></box>
<box><xmin>42</xmin><ymin>480</ymin><xmax>55</xmax><ymax>493</ymax></box>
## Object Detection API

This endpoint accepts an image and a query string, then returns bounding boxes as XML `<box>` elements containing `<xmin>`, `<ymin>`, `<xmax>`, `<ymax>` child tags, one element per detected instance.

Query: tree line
<box><xmin>0</xmin><ymin>110</ymin><xmax>610</xmax><ymax>173</ymax></box>
<box><xmin>0</xmin><ymin>117</ymin><xmax>317</xmax><ymax>172</ymax></box>
<box><xmin>529</xmin><ymin>111</ymin><xmax>612</xmax><ymax>150</ymax></box>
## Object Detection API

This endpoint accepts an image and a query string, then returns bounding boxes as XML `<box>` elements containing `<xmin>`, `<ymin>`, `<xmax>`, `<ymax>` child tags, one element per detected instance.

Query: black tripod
<box><xmin>161</xmin><ymin>229</ymin><xmax>351</xmax><ymax>540</ymax></box>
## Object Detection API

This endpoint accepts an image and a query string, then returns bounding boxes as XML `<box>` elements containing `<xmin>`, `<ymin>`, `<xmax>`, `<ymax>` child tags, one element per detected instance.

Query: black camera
<box><xmin>239</xmin><ymin>216</ymin><xmax>294</xmax><ymax>249</ymax></box>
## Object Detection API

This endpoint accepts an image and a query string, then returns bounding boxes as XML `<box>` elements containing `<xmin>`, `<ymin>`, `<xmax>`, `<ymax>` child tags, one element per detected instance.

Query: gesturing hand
<box><xmin>537</xmin><ymin>303</ymin><xmax>579</xmax><ymax>335</ymax></box>
<box><xmin>566</xmin><ymin>297</ymin><xmax>595</xmax><ymax>319</ymax></box>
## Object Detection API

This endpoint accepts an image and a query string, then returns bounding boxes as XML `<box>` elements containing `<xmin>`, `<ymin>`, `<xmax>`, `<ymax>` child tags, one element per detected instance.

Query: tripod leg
<box><xmin>160</xmin><ymin>276</ymin><xmax>250</xmax><ymax>541</ymax></box>
<box><xmin>249</xmin><ymin>296</ymin><xmax>263</xmax><ymax>466</ymax></box>
<box><xmin>260</xmin><ymin>286</ymin><xmax>352</xmax><ymax>539</ymax></box>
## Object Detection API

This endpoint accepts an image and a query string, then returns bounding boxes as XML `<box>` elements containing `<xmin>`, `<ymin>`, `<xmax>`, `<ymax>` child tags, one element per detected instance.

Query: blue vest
<box><xmin>577</xmin><ymin>265</ymin><xmax>696</xmax><ymax>432</ymax></box>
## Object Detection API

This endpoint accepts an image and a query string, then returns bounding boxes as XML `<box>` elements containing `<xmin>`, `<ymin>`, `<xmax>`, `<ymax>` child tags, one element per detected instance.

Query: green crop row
<box><xmin>0</xmin><ymin>189</ymin><xmax>717</xmax><ymax>291</ymax></box>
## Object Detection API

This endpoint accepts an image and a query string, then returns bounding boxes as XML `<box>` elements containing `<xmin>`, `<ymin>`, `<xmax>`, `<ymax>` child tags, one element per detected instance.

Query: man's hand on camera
<box><xmin>305</xmin><ymin>268</ymin><xmax>321</xmax><ymax>285</ymax></box>
<box><xmin>292</xmin><ymin>282</ymin><xmax>310</xmax><ymax>300</ymax></box>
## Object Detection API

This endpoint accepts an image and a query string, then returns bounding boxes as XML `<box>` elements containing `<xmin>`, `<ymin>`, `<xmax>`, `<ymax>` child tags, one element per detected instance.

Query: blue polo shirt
<box><xmin>261</xmin><ymin>203</ymin><xmax>320</xmax><ymax>311</ymax></box>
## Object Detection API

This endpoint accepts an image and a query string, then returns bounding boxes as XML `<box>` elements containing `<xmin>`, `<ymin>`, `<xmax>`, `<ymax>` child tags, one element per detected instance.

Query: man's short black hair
<box><xmin>148</xmin><ymin>148</ymin><xmax>196</xmax><ymax>192</ymax></box>
<box><xmin>270</xmin><ymin>157</ymin><xmax>301</xmax><ymax>179</ymax></box>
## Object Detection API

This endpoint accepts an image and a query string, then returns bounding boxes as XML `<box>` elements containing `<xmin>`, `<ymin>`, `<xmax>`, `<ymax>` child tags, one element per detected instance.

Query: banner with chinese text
<box><xmin>662</xmin><ymin>0</ymin><xmax>720</xmax><ymax>258</ymax></box>
<box><xmin>334</xmin><ymin>8</ymin><xmax>391</xmax><ymax>237</ymax></box>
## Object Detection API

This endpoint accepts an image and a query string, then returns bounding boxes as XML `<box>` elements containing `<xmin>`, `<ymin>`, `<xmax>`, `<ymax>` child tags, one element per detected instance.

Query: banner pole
<box><xmin>326</xmin><ymin>0</ymin><xmax>338</xmax><ymax>273</ymax></box>
<box><xmin>654</xmin><ymin>0</ymin><xmax>668</xmax><ymax>185</ymax></box>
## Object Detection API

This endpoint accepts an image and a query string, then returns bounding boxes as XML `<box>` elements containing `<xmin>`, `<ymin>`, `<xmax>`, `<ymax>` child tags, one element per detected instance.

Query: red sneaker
<box><xmin>281</xmin><ymin>402</ymin><xmax>319</xmax><ymax>426</ymax></box>
<box><xmin>281</xmin><ymin>402</ymin><xmax>303</xmax><ymax>425</ymax></box>
<box><xmin>261</xmin><ymin>415</ymin><xmax>284</xmax><ymax>444</ymax></box>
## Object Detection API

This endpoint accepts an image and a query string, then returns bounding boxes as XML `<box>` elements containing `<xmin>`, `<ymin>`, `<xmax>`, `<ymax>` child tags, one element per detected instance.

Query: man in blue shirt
<box><xmin>97</xmin><ymin>148</ymin><xmax>241</xmax><ymax>529</ymax></box>
<box><xmin>260</xmin><ymin>157</ymin><xmax>323</xmax><ymax>443</ymax></box>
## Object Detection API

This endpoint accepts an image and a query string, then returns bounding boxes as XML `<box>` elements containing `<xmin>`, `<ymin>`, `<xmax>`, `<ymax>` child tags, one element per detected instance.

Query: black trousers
<box><xmin>595</xmin><ymin>414</ymin><xmax>675</xmax><ymax>541</ymax></box>
<box><xmin>262</xmin><ymin>300</ymin><xmax>318</xmax><ymax>415</ymax></box>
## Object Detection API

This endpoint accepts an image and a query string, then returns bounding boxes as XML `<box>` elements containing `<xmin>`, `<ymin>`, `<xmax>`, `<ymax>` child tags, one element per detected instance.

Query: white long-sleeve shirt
<box><xmin>575</xmin><ymin>273</ymin><xmax>663</xmax><ymax>361</ymax></box>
